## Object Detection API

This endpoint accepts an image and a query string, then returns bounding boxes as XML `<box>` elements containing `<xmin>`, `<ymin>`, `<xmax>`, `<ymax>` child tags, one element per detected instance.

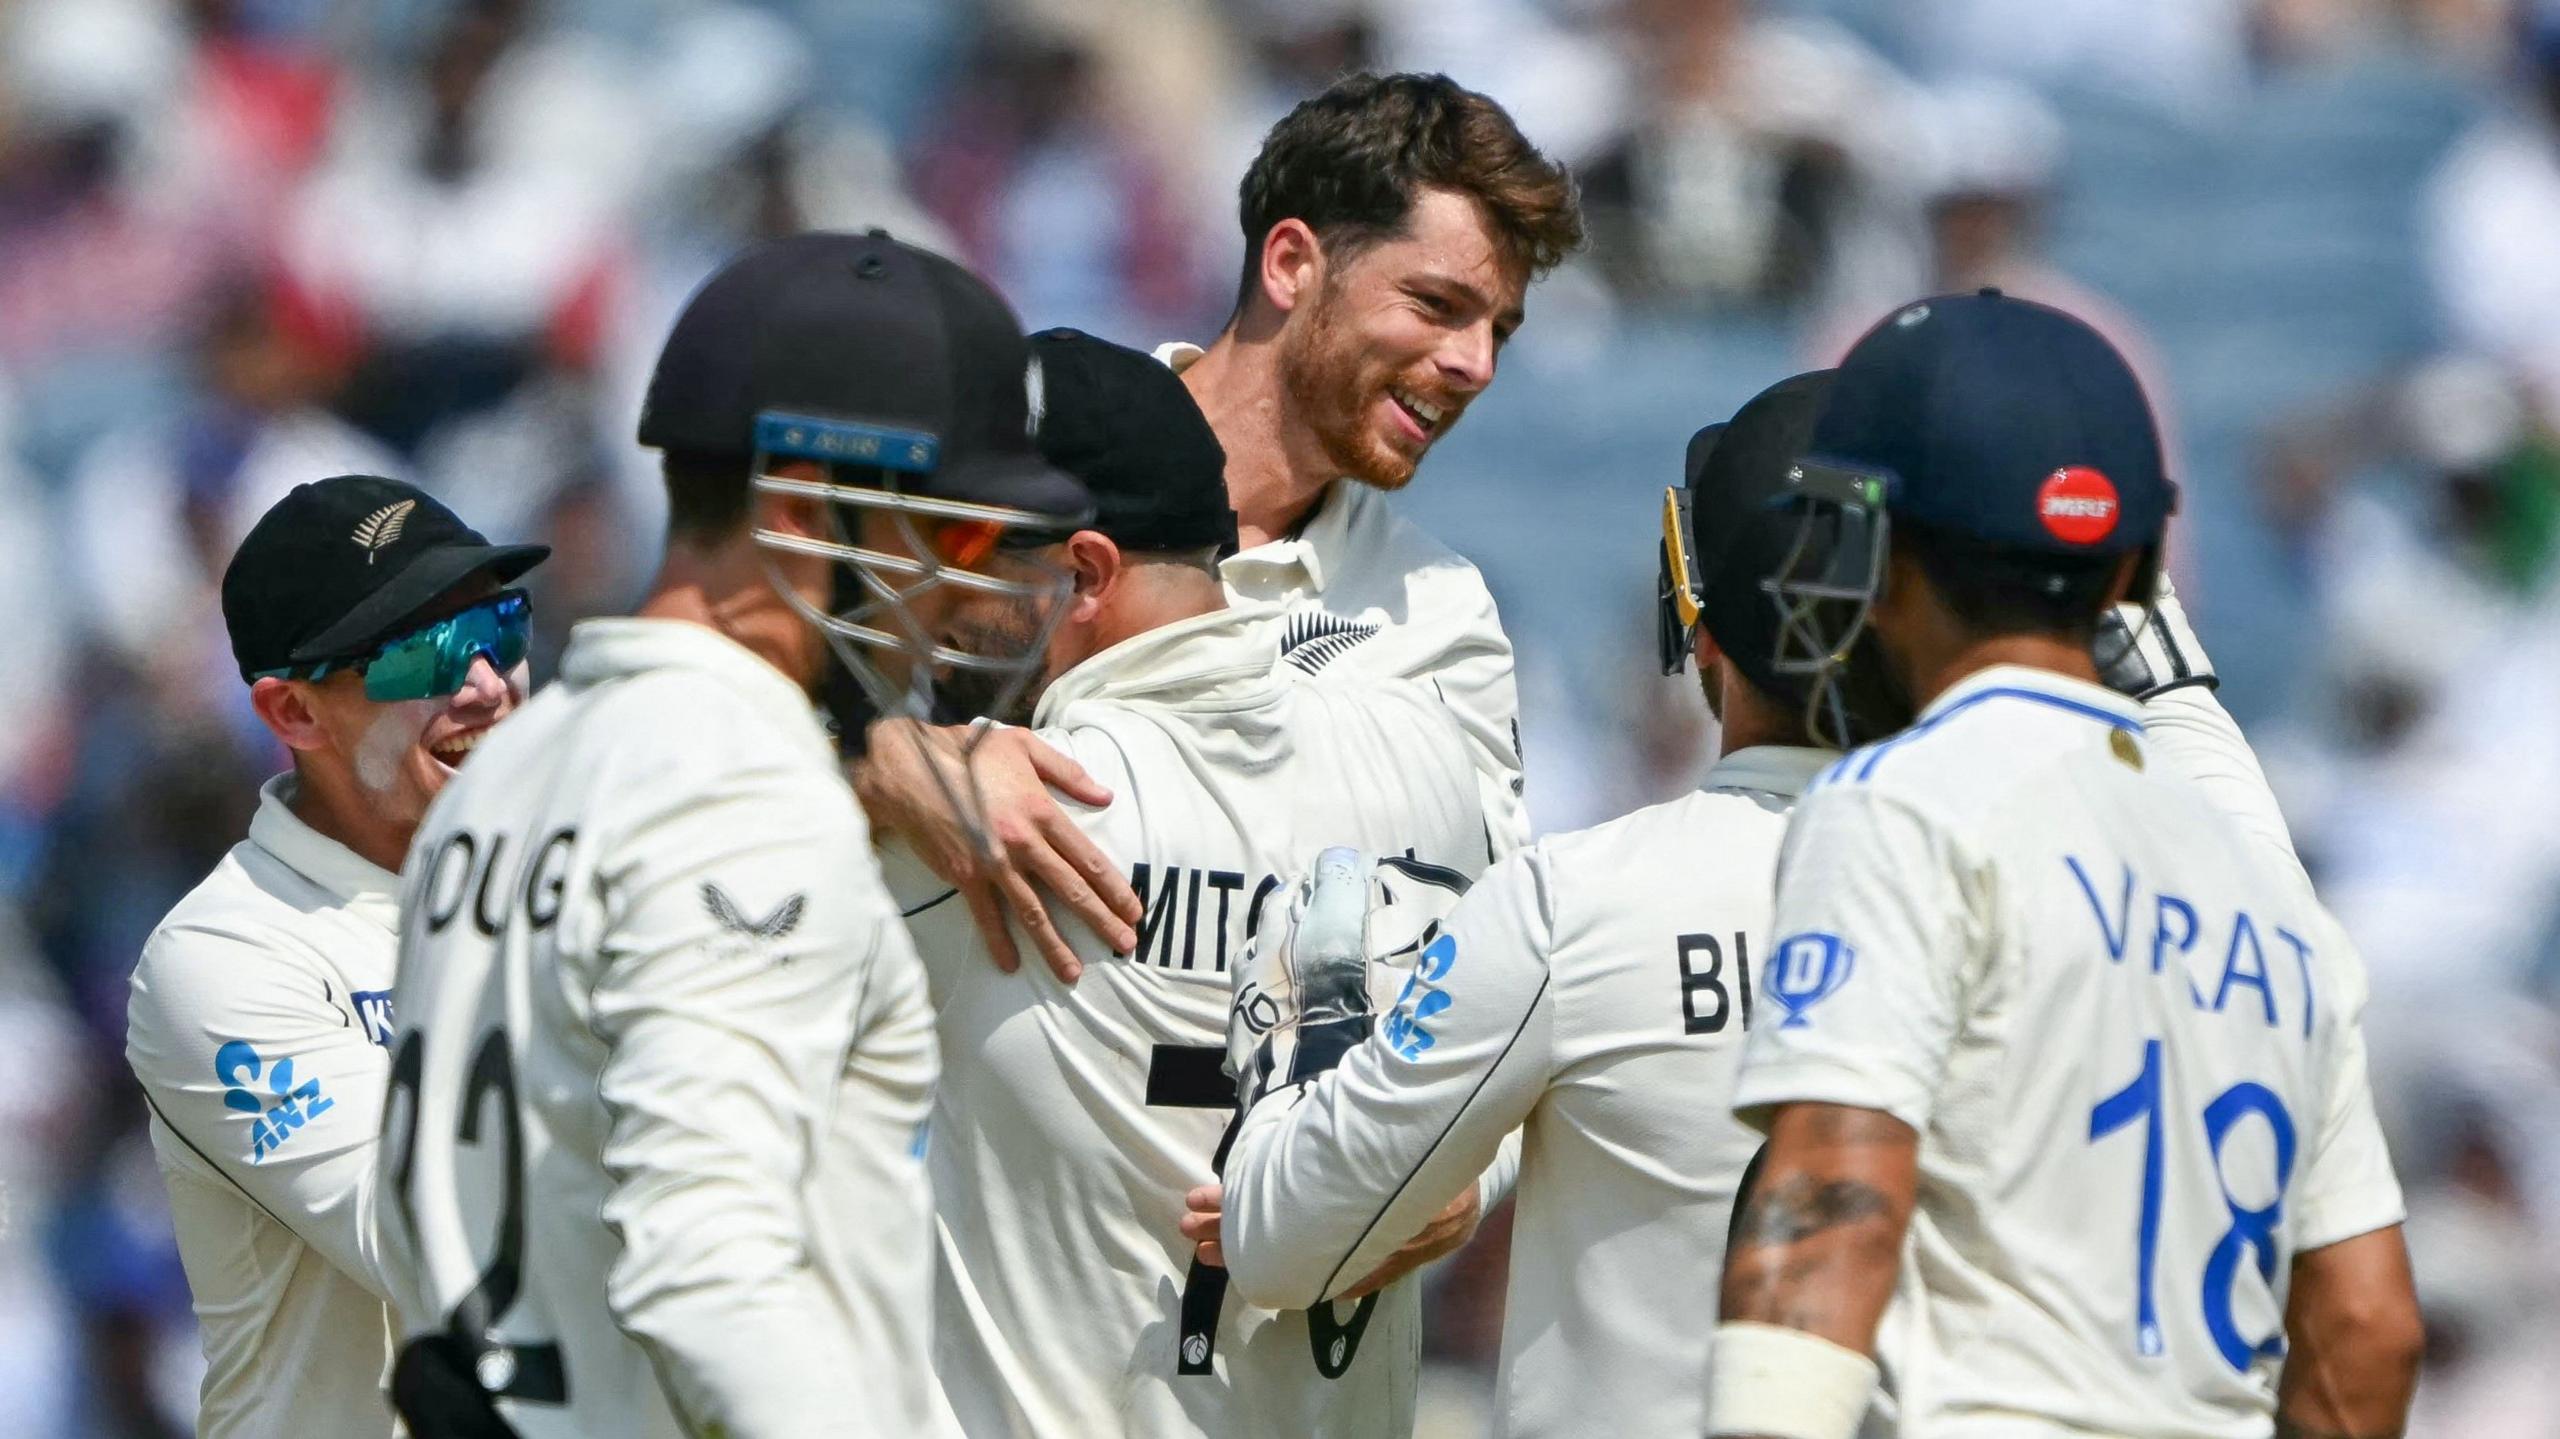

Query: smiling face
<box><xmin>267</xmin><ymin>577</ymin><xmax>531</xmax><ymax>850</ymax></box>
<box><xmin>1277</xmin><ymin>187</ymin><xmax>1529</xmax><ymax>492</ymax></box>
<box><xmin>300</xmin><ymin>652</ymin><xmax>525</xmax><ymax>806</ymax></box>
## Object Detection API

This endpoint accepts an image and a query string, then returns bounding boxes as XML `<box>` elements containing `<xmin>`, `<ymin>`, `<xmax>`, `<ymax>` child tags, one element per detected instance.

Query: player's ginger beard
<box><xmin>1180</xmin><ymin>287</ymin><xmax>1470</xmax><ymax>550</ymax></box>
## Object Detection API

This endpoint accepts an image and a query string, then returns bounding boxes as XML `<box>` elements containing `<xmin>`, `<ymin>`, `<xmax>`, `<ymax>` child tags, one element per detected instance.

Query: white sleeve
<box><xmin>2287</xmin><ymin>925</ymin><xmax>2407</xmax><ymax>1253</ymax></box>
<box><xmin>2139</xmin><ymin>684</ymin><xmax>2308</xmax><ymax>886</ymax></box>
<box><xmin>1222</xmin><ymin>850</ymin><xmax>1556</xmax><ymax>1309</ymax></box>
<box><xmin>586</xmin><ymin>765</ymin><xmax>888</xmax><ymax>1437</ymax></box>
<box><xmin>1731</xmin><ymin>784</ymin><xmax>1980</xmax><ymax>1135</ymax></box>
<box><xmin>125</xmin><ymin>927</ymin><xmax>394</xmax><ymax>1299</ymax></box>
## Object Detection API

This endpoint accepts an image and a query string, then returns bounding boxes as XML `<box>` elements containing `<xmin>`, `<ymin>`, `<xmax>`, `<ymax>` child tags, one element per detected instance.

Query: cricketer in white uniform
<box><xmin>883</xmin><ymin>330</ymin><xmax>1494</xmax><ymax>1438</ymax></box>
<box><xmin>1159</xmin><ymin>340</ymin><xmax>1526</xmax><ymax>854</ymax></box>
<box><xmin>853</xmin><ymin>75</ymin><xmax>1578</xmax><ymax>983</ymax></box>
<box><xmin>1713</xmin><ymin>294</ymin><xmax>2414</xmax><ymax>1439</ymax></box>
<box><xmin>1220</xmin><ymin>363</ymin><xmax>2379</xmax><ymax>1439</ymax></box>
<box><xmin>378</xmin><ymin>234</ymin><xmax>1088</xmax><ymax>1438</ymax></box>
<box><xmin>1739</xmin><ymin>671</ymin><xmax>2402</xmax><ymax>1438</ymax></box>
<box><xmin>126</xmin><ymin>476</ymin><xmax>546</xmax><ymax>1438</ymax></box>
<box><xmin>1215</xmin><ymin>373</ymin><xmax>1891</xmax><ymax>1438</ymax></box>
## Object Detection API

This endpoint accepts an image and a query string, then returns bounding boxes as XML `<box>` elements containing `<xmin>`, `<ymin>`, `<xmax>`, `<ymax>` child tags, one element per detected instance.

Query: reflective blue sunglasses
<box><xmin>261</xmin><ymin>590</ymin><xmax>532</xmax><ymax>701</ymax></box>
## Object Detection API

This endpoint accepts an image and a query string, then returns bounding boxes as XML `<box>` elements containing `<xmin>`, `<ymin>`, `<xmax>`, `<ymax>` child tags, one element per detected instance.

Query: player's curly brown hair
<box><xmin>1236</xmin><ymin>72</ymin><xmax>1583</xmax><ymax>307</ymax></box>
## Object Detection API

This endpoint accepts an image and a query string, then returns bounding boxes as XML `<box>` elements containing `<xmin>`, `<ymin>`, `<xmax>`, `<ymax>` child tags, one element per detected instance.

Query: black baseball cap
<box><xmin>1683</xmin><ymin>371</ymin><xmax>1832</xmax><ymax>703</ymax></box>
<box><xmin>222</xmin><ymin>475</ymin><xmax>548</xmax><ymax>680</ymax></box>
<box><xmin>639</xmin><ymin>229</ymin><xmax>1088</xmax><ymax>520</ymax></box>
<box><xmin>1809</xmin><ymin>289</ymin><xmax>2174</xmax><ymax>556</ymax></box>
<box><xmin>1028</xmin><ymin>328</ymin><xmax>1237</xmax><ymax>554</ymax></box>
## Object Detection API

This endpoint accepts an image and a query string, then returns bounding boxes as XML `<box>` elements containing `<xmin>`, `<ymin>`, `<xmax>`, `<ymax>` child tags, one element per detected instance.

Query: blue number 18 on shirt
<box><xmin>2088</xmin><ymin>1037</ymin><xmax>2299</xmax><ymax>1373</ymax></box>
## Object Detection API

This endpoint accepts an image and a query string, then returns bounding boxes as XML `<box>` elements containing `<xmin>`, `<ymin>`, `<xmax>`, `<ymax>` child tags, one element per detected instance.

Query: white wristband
<box><xmin>1705</xmin><ymin>1320</ymin><xmax>1878</xmax><ymax>1439</ymax></box>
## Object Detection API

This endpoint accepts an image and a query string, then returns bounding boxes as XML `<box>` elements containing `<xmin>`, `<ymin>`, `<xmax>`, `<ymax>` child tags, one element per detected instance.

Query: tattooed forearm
<box><xmin>1720</xmin><ymin>1175</ymin><xmax>1902</xmax><ymax>1335</ymax></box>
<box><xmin>1716</xmin><ymin>1104</ymin><xmax>1917</xmax><ymax>1349</ymax></box>
<box><xmin>1729</xmin><ymin>1175</ymin><xmax>1891</xmax><ymax>1250</ymax></box>
<box><xmin>2274</xmin><ymin>1421</ymin><xmax>2402</xmax><ymax>1439</ymax></box>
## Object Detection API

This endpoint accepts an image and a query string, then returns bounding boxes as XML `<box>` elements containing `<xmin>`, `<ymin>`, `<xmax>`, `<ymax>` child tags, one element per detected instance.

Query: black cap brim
<box><xmin>922</xmin><ymin>452</ymin><xmax>1095</xmax><ymax>530</ymax></box>
<box><xmin>290</xmin><ymin>542</ymin><xmax>551</xmax><ymax>663</ymax></box>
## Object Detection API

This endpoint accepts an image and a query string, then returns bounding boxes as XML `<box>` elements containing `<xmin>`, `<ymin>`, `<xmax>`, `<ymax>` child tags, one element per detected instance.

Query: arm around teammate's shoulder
<box><xmin>585</xmin><ymin>759</ymin><xmax>907</xmax><ymax>1436</ymax></box>
<box><xmin>126</xmin><ymin>923</ymin><xmax>396</xmax><ymax>1300</ymax></box>
<box><xmin>1221</xmin><ymin>848</ymin><xmax>1559</xmax><ymax>1310</ymax></box>
<box><xmin>851</xmin><ymin>716</ymin><xmax>1140</xmax><ymax>980</ymax></box>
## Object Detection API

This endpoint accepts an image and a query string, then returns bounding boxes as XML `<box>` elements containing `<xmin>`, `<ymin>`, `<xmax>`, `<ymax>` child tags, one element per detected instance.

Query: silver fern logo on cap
<box><xmin>351</xmin><ymin>500</ymin><xmax>415</xmax><ymax>563</ymax></box>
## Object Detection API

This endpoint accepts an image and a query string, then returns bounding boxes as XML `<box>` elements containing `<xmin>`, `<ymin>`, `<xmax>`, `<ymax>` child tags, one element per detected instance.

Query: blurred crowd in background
<box><xmin>0</xmin><ymin>0</ymin><xmax>2553</xmax><ymax>1433</ymax></box>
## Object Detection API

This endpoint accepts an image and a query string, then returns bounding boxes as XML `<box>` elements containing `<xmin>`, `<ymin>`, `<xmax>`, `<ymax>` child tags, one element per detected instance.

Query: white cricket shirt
<box><xmin>1735</xmin><ymin>665</ymin><xmax>2406</xmax><ymax>1439</ymax></box>
<box><xmin>1157</xmin><ymin>340</ymin><xmax>1529</xmax><ymax>852</ymax></box>
<box><xmin>885</xmin><ymin>603</ymin><xmax>1492</xmax><ymax>1439</ymax></box>
<box><xmin>1221</xmin><ymin>745</ymin><xmax>1831</xmax><ymax>1438</ymax></box>
<box><xmin>126</xmin><ymin>774</ymin><xmax>404</xmax><ymax>1438</ymax></box>
<box><xmin>381</xmin><ymin>618</ymin><xmax>946</xmax><ymax>1439</ymax></box>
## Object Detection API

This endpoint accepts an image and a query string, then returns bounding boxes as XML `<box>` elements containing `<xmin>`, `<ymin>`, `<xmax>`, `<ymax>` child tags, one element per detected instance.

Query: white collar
<box><xmin>1700</xmin><ymin>745</ymin><xmax>1838</xmax><ymax>802</ymax></box>
<box><xmin>246</xmin><ymin>774</ymin><xmax>401</xmax><ymax>930</ymax></box>
<box><xmin>1919</xmin><ymin>663</ymin><xmax>2145</xmax><ymax>731</ymax></box>
<box><xmin>1033</xmin><ymin>605</ymin><xmax>1282</xmax><ymax>726</ymax></box>
<box><xmin>558</xmin><ymin>617</ymin><xmax>831</xmax><ymax>761</ymax></box>
<box><xmin>1220</xmin><ymin>482</ymin><xmax>1358</xmax><ymax>594</ymax></box>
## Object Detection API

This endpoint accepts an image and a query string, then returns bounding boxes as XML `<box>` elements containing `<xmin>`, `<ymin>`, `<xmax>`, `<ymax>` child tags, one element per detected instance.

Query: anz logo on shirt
<box><xmin>214</xmin><ymin>1040</ymin><xmax>334</xmax><ymax>1165</ymax></box>
<box><xmin>1382</xmin><ymin>931</ymin><xmax>1460</xmax><ymax>1061</ymax></box>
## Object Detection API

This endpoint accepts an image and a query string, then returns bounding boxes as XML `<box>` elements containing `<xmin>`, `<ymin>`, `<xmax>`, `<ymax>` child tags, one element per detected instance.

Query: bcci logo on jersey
<box><xmin>1769</xmin><ymin>931</ymin><xmax>1856</xmax><ymax>1028</ymax></box>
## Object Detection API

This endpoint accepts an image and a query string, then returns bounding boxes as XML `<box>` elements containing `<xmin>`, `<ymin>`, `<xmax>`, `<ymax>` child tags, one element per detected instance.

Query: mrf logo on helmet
<box><xmin>1762</xmin><ymin>290</ymin><xmax>2174</xmax><ymax>744</ymax></box>
<box><xmin>2037</xmin><ymin>465</ymin><xmax>2120</xmax><ymax>545</ymax></box>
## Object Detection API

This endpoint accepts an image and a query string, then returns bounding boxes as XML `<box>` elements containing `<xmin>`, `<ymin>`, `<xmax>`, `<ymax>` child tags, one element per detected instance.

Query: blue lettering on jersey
<box><xmin>2068</xmin><ymin>856</ymin><xmax>2134</xmax><ymax>961</ymax></box>
<box><xmin>1382</xmin><ymin>931</ymin><xmax>1460</xmax><ymax>1061</ymax></box>
<box><xmin>2213</xmin><ymin>912</ymin><xmax>2277</xmax><ymax>1025</ymax></box>
<box><xmin>1768</xmin><ymin>932</ymin><xmax>1855</xmax><ymax>1028</ymax></box>
<box><xmin>2152</xmin><ymin>893</ymin><xmax>2204</xmax><ymax>994</ymax></box>
<box><xmin>213</xmin><ymin>1040</ymin><xmax>335</xmax><ymax>1164</ymax></box>
<box><xmin>2275</xmin><ymin>928</ymin><xmax>2316</xmax><ymax>1039</ymax></box>
<box><xmin>2066</xmin><ymin>856</ymin><xmax>2310</xmax><ymax>1034</ymax></box>
<box><xmin>352</xmin><ymin>989</ymin><xmax>396</xmax><ymax>1048</ymax></box>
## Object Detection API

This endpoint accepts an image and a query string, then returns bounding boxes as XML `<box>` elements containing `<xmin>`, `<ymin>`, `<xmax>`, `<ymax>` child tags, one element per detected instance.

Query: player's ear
<box><xmin>1691</xmin><ymin>620</ymin><xmax>1725</xmax><ymax>672</ymax></box>
<box><xmin>251</xmin><ymin>675</ymin><xmax>332</xmax><ymax>754</ymax></box>
<box><xmin>748</xmin><ymin>459</ymin><xmax>830</xmax><ymax>541</ymax></box>
<box><xmin>1258</xmin><ymin>219</ymin><xmax>1324</xmax><ymax>318</ymax></box>
<box><xmin>1063</xmin><ymin>530</ymin><xmax>1121</xmax><ymax>621</ymax></box>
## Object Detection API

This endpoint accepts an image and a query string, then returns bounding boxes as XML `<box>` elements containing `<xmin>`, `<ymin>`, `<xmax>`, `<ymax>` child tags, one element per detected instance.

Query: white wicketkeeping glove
<box><xmin>1228</xmin><ymin>848</ymin><xmax>1471</xmax><ymax>1116</ymax></box>
<box><xmin>2097</xmin><ymin>569</ymin><xmax>2217</xmax><ymax>700</ymax></box>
